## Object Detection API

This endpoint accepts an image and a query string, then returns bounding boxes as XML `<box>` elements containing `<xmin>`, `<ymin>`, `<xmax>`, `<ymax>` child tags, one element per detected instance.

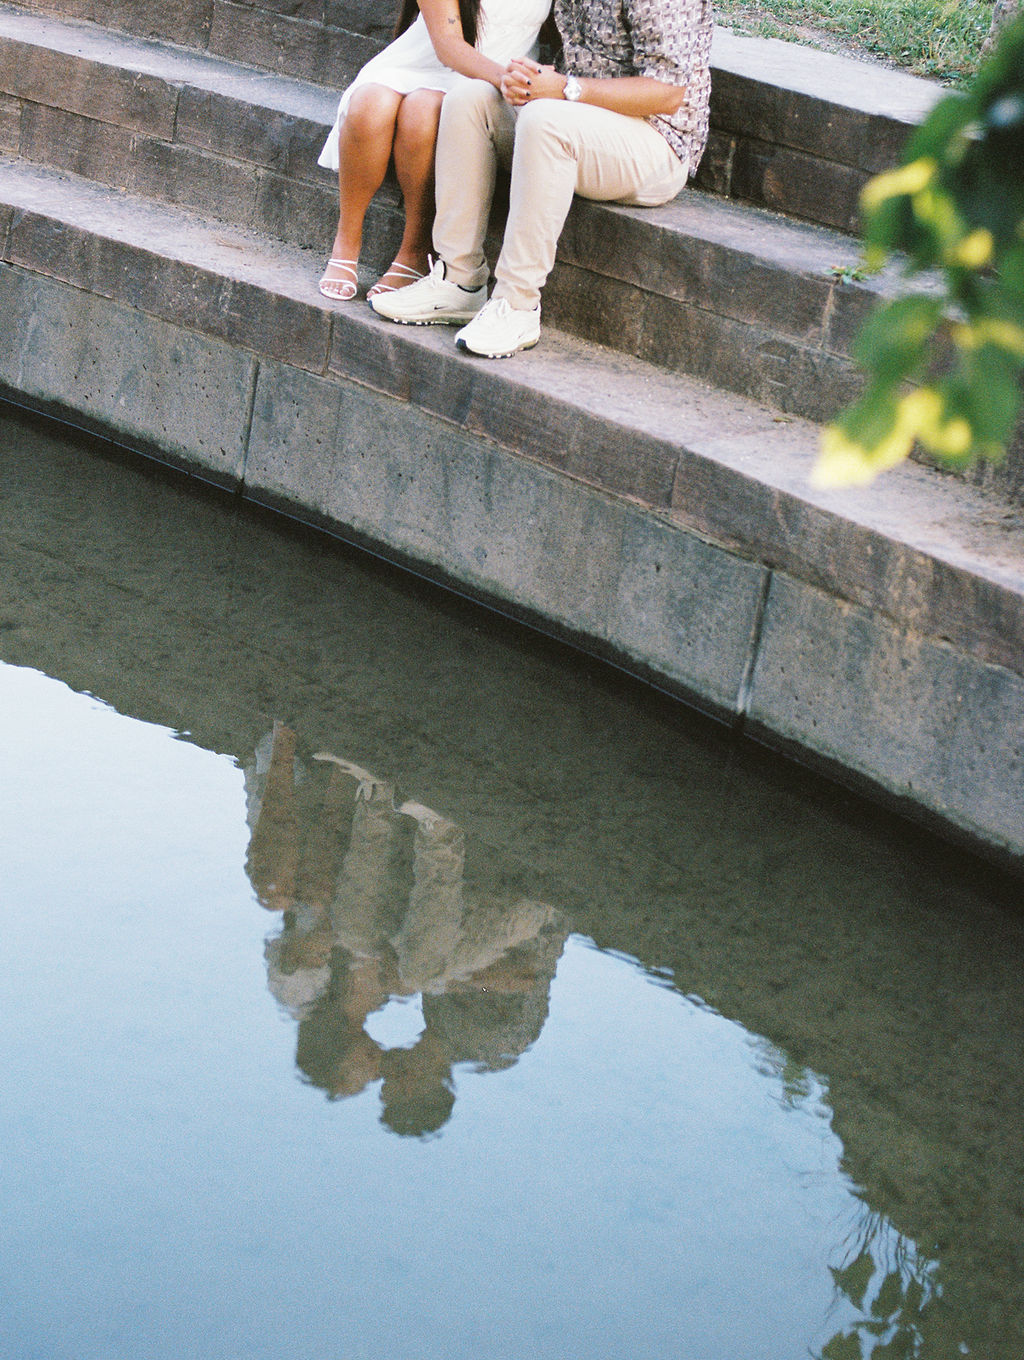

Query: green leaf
<box><xmin>832</xmin><ymin>386</ymin><xmax>901</xmax><ymax>448</ymax></box>
<box><xmin>852</xmin><ymin>295</ymin><xmax>942</xmax><ymax>380</ymax></box>
<box><xmin>830</xmin><ymin>1251</ymin><xmax>875</xmax><ymax>1311</ymax></box>
<box><xmin>998</xmin><ymin>244</ymin><xmax>1024</xmax><ymax>303</ymax></box>
<box><xmin>871</xmin><ymin>1270</ymin><xmax>905</xmax><ymax>1318</ymax></box>
<box><xmin>823</xmin><ymin>13</ymin><xmax>1024</xmax><ymax>487</ymax></box>
<box><xmin>905</xmin><ymin>88</ymin><xmax>973</xmax><ymax>164</ymax></box>
<box><xmin>950</xmin><ymin>358</ymin><xmax>1022</xmax><ymax>444</ymax></box>
<box><xmin>820</xmin><ymin>1331</ymin><xmax>864</xmax><ymax>1360</ymax></box>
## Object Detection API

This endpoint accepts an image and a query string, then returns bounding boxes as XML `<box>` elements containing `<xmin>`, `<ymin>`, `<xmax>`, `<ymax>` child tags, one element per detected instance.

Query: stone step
<box><xmin>700</xmin><ymin>31</ymin><xmax>941</xmax><ymax>233</ymax></box>
<box><xmin>2</xmin><ymin>0</ymin><xmax>391</xmax><ymax>84</ymax></box>
<box><xmin>0</xmin><ymin>0</ymin><xmax>943</xmax><ymax>231</ymax></box>
<box><xmin>1</xmin><ymin>156</ymin><xmax>1021</xmax><ymax>862</ymax></box>
<box><xmin>0</xmin><ymin>3</ymin><xmax>897</xmax><ymax>427</ymax></box>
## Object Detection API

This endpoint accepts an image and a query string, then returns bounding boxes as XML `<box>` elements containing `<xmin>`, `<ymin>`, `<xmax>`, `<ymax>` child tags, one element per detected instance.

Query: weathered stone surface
<box><xmin>323</xmin><ymin>0</ymin><xmax>395</xmax><ymax>40</ymax></box>
<box><xmin>253</xmin><ymin>167</ymin><xmax>337</xmax><ymax>250</ymax></box>
<box><xmin>636</xmin><ymin>293</ymin><xmax>861</xmax><ymax>421</ymax></box>
<box><xmin>967</xmin><ymin>427</ymin><xmax>1024</xmax><ymax>509</ymax></box>
<box><xmin>5</xmin><ymin>209</ymin><xmax>331</xmax><ymax>371</ymax></box>
<box><xmin>209</xmin><ymin>1</ymin><xmax>377</xmax><ymax>85</ymax></box>
<box><xmin>561</xmin><ymin>196</ymin><xmax>838</xmax><ymax>341</ymax></box>
<box><xmin>129</xmin><ymin>136</ymin><xmax>259</xmax><ymax>224</ymax></box>
<box><xmin>608</xmin><ymin>510</ymin><xmax>768</xmax><ymax>713</ymax></box>
<box><xmin>7</xmin><ymin>0</ymin><xmax>214</xmax><ymax>47</ymax></box>
<box><xmin>246</xmin><ymin>356</ymin><xmax>763</xmax><ymax>713</ymax></box>
<box><xmin>727</xmin><ymin>137</ymin><xmax>865</xmax><ymax>234</ymax></box>
<box><xmin>823</xmin><ymin>274</ymin><xmax>893</xmax><ymax>356</ymax></box>
<box><xmin>0</xmin><ymin>91</ymin><xmax>19</xmax><ymax>152</ymax></box>
<box><xmin>327</xmin><ymin>314</ymin><xmax>681</xmax><ymax>506</ymax></box>
<box><xmin>746</xmin><ymin>571</ymin><xmax>1024</xmax><ymax>858</ymax></box>
<box><xmin>539</xmin><ymin>265</ymin><xmax>645</xmax><ymax>360</ymax></box>
<box><xmin>176</xmin><ymin>86</ymin><xmax>323</xmax><ymax>176</ymax></box>
<box><xmin>691</xmin><ymin>129</ymin><xmax>734</xmax><ymax>199</ymax></box>
<box><xmin>19</xmin><ymin>102</ymin><xmax>135</xmax><ymax>187</ymax></box>
<box><xmin>711</xmin><ymin>73</ymin><xmax>909</xmax><ymax>175</ymax></box>
<box><xmin>0</xmin><ymin>40</ymin><xmax>178</xmax><ymax>137</ymax></box>
<box><xmin>670</xmin><ymin>437</ymin><xmax>1024</xmax><ymax>676</ymax></box>
<box><xmin>709</xmin><ymin>29</ymin><xmax>939</xmax><ymax>161</ymax></box>
<box><xmin>249</xmin><ymin>0</ymin><xmax>326</xmax><ymax>22</ymax></box>
<box><xmin>0</xmin><ymin>267</ymin><xmax>254</xmax><ymax>479</ymax></box>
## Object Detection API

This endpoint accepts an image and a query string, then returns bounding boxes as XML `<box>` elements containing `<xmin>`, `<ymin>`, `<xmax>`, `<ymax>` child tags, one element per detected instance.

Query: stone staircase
<box><xmin>0</xmin><ymin>0</ymin><xmax>1022</xmax><ymax>867</ymax></box>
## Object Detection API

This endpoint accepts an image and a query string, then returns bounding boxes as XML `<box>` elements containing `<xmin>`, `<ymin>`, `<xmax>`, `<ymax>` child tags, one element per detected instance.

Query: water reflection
<box><xmin>2</xmin><ymin>408</ymin><xmax>1022</xmax><ymax>1358</ymax></box>
<box><xmin>238</xmin><ymin>719</ymin><xmax>953</xmax><ymax>1356</ymax></box>
<box><xmin>245</xmin><ymin>723</ymin><xmax>567</xmax><ymax>1133</ymax></box>
<box><xmin>823</xmin><ymin>1210</ymin><xmax>940</xmax><ymax>1360</ymax></box>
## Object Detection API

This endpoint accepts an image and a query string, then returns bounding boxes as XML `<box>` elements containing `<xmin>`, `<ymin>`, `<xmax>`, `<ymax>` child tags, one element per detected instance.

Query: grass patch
<box><xmin>712</xmin><ymin>0</ymin><xmax>994</xmax><ymax>85</ymax></box>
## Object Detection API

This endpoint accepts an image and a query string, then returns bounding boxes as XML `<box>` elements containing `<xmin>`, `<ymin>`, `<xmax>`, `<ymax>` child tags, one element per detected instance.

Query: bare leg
<box><xmin>368</xmin><ymin>87</ymin><xmax>445</xmax><ymax>298</ymax></box>
<box><xmin>321</xmin><ymin>83</ymin><xmax>403</xmax><ymax>300</ymax></box>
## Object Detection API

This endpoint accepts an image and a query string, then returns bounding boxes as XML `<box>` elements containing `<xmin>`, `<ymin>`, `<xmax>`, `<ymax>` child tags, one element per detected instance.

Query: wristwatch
<box><xmin>562</xmin><ymin>74</ymin><xmax>583</xmax><ymax>102</ymax></box>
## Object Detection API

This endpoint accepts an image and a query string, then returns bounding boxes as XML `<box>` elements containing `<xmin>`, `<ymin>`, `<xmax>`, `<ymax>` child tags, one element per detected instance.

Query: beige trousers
<box><xmin>432</xmin><ymin>80</ymin><xmax>689</xmax><ymax>311</ymax></box>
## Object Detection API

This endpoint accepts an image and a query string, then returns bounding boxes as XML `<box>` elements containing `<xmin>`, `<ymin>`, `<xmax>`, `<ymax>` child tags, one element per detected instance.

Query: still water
<box><xmin>1</xmin><ymin>406</ymin><xmax>1021</xmax><ymax>1360</ymax></box>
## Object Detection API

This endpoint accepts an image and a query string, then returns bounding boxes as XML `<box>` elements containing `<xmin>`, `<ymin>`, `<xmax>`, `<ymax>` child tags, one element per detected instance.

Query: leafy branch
<box><xmin>816</xmin><ymin>17</ymin><xmax>1024</xmax><ymax>487</ymax></box>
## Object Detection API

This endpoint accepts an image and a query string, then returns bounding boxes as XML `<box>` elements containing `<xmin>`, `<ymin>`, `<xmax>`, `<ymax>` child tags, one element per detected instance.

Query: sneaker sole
<box><xmin>375</xmin><ymin>312</ymin><xmax>481</xmax><ymax>326</ymax></box>
<box><xmin>368</xmin><ymin>296</ymin><xmax>484</xmax><ymax>326</ymax></box>
<box><xmin>455</xmin><ymin>335</ymin><xmax>539</xmax><ymax>358</ymax></box>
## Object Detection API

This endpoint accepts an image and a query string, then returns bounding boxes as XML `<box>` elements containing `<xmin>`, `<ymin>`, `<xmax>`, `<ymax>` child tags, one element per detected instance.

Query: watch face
<box><xmin>565</xmin><ymin>75</ymin><xmax>582</xmax><ymax>100</ymax></box>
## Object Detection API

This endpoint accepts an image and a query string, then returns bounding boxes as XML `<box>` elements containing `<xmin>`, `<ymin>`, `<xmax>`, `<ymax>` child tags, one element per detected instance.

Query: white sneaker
<box><xmin>455</xmin><ymin>297</ymin><xmax>541</xmax><ymax>357</ymax></box>
<box><xmin>368</xmin><ymin>256</ymin><xmax>487</xmax><ymax>326</ymax></box>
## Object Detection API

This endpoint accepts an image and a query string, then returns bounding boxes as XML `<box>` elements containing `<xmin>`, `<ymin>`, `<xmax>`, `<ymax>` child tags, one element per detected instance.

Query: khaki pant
<box><xmin>433</xmin><ymin>80</ymin><xmax>689</xmax><ymax>311</ymax></box>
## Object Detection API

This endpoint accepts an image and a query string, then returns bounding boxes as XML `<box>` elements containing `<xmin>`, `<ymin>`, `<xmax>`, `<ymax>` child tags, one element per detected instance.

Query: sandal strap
<box><xmin>381</xmin><ymin>262</ymin><xmax>424</xmax><ymax>280</ymax></box>
<box><xmin>367</xmin><ymin>261</ymin><xmax>427</xmax><ymax>297</ymax></box>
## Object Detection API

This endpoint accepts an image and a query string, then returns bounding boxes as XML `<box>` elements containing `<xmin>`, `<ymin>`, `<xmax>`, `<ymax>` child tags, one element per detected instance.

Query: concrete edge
<box><xmin>1</xmin><ymin>185</ymin><xmax>1020</xmax><ymax>662</ymax></box>
<box><xmin>0</xmin><ymin>259</ymin><xmax>1021</xmax><ymax>870</ymax></box>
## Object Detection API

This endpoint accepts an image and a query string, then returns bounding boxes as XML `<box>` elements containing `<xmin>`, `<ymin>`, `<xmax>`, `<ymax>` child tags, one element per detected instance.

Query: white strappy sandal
<box><xmin>319</xmin><ymin>257</ymin><xmax>358</xmax><ymax>301</ymax></box>
<box><xmin>366</xmin><ymin>260</ymin><xmax>426</xmax><ymax>299</ymax></box>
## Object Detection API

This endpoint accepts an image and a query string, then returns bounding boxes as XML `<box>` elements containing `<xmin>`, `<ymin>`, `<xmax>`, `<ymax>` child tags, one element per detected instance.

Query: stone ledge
<box><xmin>1</xmin><ymin>135</ymin><xmax>1022</xmax><ymax>863</ymax></box>
<box><xmin>0</xmin><ymin>166</ymin><xmax>1019</xmax><ymax>681</ymax></box>
<box><xmin>747</xmin><ymin>571</ymin><xmax>1024</xmax><ymax>861</ymax></box>
<box><xmin>697</xmin><ymin>31</ymin><xmax>942</xmax><ymax>233</ymax></box>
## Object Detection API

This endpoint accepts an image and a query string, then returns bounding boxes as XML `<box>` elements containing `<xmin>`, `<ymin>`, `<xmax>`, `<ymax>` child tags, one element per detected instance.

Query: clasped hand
<box><xmin>500</xmin><ymin>58</ymin><xmax>564</xmax><ymax>107</ymax></box>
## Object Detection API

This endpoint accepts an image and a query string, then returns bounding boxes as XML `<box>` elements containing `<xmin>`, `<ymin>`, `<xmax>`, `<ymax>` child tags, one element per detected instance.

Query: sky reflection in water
<box><xmin>1</xmin><ymin>662</ymin><xmax>942</xmax><ymax>1360</ymax></box>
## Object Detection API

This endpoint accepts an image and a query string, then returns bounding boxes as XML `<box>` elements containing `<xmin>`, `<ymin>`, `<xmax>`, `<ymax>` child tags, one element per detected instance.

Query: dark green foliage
<box><xmin>818</xmin><ymin>18</ymin><xmax>1024</xmax><ymax>485</ymax></box>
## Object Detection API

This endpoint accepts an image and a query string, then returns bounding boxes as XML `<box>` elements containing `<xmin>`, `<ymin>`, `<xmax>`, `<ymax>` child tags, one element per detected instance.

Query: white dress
<box><xmin>317</xmin><ymin>0</ymin><xmax>551</xmax><ymax>171</ymax></box>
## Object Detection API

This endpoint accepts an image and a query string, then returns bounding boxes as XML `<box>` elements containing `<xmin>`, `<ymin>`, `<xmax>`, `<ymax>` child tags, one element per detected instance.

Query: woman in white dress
<box><xmin>317</xmin><ymin>0</ymin><xmax>551</xmax><ymax>301</ymax></box>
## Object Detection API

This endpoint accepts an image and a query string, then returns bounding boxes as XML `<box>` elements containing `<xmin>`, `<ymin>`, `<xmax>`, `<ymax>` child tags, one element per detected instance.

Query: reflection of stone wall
<box><xmin>2</xmin><ymin>416</ymin><xmax>1023</xmax><ymax>1348</ymax></box>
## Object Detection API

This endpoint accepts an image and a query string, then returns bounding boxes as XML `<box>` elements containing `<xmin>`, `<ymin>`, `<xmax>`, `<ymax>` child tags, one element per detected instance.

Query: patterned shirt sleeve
<box><xmin>626</xmin><ymin>0</ymin><xmax>713</xmax><ymax>171</ymax></box>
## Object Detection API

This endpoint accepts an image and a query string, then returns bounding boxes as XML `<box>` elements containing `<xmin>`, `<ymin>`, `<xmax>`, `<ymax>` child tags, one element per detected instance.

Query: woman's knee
<box><xmin>395</xmin><ymin>88</ymin><xmax>444</xmax><ymax>144</ymax></box>
<box><xmin>345</xmin><ymin>84</ymin><xmax>402</xmax><ymax>139</ymax></box>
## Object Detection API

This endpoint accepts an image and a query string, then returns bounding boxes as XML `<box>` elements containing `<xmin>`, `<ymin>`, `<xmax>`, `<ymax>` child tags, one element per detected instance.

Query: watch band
<box><xmin>563</xmin><ymin>74</ymin><xmax>582</xmax><ymax>102</ymax></box>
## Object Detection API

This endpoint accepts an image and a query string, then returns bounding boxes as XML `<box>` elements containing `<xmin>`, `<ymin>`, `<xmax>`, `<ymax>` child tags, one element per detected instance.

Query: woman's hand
<box><xmin>501</xmin><ymin>58</ymin><xmax>563</xmax><ymax>106</ymax></box>
<box><xmin>501</xmin><ymin>57</ymin><xmax>688</xmax><ymax>116</ymax></box>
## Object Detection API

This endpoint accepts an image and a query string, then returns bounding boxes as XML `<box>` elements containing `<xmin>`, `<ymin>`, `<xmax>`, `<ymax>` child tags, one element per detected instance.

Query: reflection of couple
<box><xmin>318</xmin><ymin>0</ymin><xmax>712</xmax><ymax>356</ymax></box>
<box><xmin>245</xmin><ymin>724</ymin><xmax>567</xmax><ymax>1135</ymax></box>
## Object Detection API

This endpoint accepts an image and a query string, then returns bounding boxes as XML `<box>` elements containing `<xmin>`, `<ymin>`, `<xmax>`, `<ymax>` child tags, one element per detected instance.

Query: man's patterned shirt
<box><xmin>554</xmin><ymin>0</ymin><xmax>713</xmax><ymax>171</ymax></box>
